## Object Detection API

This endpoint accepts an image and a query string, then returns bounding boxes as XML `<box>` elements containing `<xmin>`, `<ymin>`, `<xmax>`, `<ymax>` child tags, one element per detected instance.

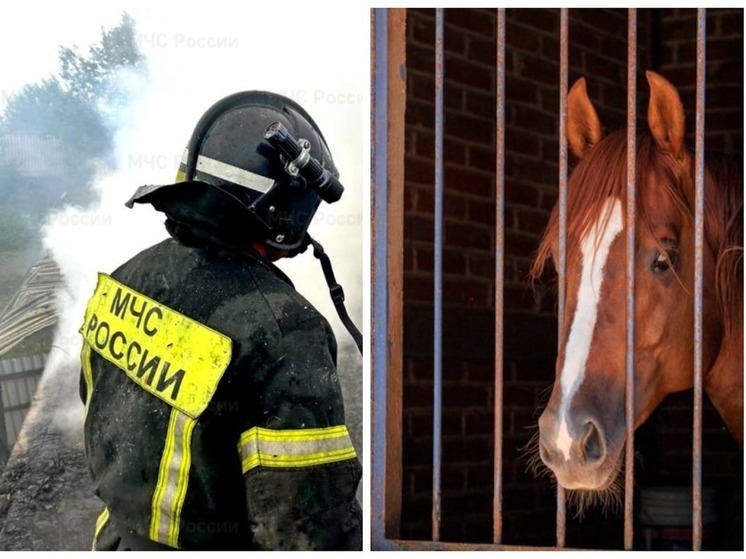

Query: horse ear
<box><xmin>567</xmin><ymin>77</ymin><xmax>603</xmax><ymax>158</ymax></box>
<box><xmin>646</xmin><ymin>71</ymin><xmax>686</xmax><ymax>160</ymax></box>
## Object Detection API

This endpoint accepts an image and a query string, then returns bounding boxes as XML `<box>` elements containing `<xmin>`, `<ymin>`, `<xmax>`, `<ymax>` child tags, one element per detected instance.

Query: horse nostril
<box><xmin>581</xmin><ymin>421</ymin><xmax>605</xmax><ymax>463</ymax></box>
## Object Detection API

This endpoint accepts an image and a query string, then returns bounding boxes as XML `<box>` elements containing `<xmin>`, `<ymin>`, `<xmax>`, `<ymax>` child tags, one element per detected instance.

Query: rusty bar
<box><xmin>372</xmin><ymin>8</ymin><xmax>406</xmax><ymax>548</ymax></box>
<box><xmin>492</xmin><ymin>6</ymin><xmax>506</xmax><ymax>546</ymax></box>
<box><xmin>555</xmin><ymin>7</ymin><xmax>569</xmax><ymax>548</ymax></box>
<box><xmin>624</xmin><ymin>8</ymin><xmax>637</xmax><ymax>552</ymax></box>
<box><xmin>692</xmin><ymin>7</ymin><xmax>706</xmax><ymax>551</ymax></box>
<box><xmin>432</xmin><ymin>6</ymin><xmax>445</xmax><ymax>543</ymax></box>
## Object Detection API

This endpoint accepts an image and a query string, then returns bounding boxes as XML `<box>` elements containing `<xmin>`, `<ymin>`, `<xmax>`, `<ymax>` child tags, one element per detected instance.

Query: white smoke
<box><xmin>32</xmin><ymin>4</ymin><xmax>366</xmax><ymax>431</ymax></box>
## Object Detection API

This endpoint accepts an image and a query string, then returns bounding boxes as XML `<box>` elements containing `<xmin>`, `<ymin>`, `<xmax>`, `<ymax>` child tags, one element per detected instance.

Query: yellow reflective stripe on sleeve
<box><xmin>81</xmin><ymin>343</ymin><xmax>94</xmax><ymax>418</ymax></box>
<box><xmin>149</xmin><ymin>408</ymin><xmax>195</xmax><ymax>548</ymax></box>
<box><xmin>92</xmin><ymin>506</ymin><xmax>110</xmax><ymax>550</ymax></box>
<box><xmin>79</xmin><ymin>273</ymin><xmax>232</xmax><ymax>418</ymax></box>
<box><xmin>237</xmin><ymin>425</ymin><xmax>357</xmax><ymax>474</ymax></box>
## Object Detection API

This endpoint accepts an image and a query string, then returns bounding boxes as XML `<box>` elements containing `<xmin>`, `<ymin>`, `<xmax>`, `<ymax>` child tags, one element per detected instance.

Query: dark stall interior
<box><xmin>397</xmin><ymin>8</ymin><xmax>743</xmax><ymax>550</ymax></box>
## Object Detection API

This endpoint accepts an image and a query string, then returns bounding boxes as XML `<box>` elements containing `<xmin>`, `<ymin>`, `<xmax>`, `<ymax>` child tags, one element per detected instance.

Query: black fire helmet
<box><xmin>127</xmin><ymin>91</ymin><xmax>342</xmax><ymax>253</ymax></box>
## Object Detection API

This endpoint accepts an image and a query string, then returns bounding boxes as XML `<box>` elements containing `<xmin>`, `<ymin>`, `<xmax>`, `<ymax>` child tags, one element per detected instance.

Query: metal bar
<box><xmin>624</xmin><ymin>8</ymin><xmax>637</xmax><ymax>552</ymax></box>
<box><xmin>556</xmin><ymin>7</ymin><xmax>569</xmax><ymax>548</ymax></box>
<box><xmin>372</xmin><ymin>8</ymin><xmax>390</xmax><ymax>547</ymax></box>
<box><xmin>692</xmin><ymin>7</ymin><xmax>707</xmax><ymax>551</ymax></box>
<box><xmin>492</xmin><ymin>6</ymin><xmax>506</xmax><ymax>546</ymax></box>
<box><xmin>432</xmin><ymin>6</ymin><xmax>445</xmax><ymax>543</ymax></box>
<box><xmin>372</xmin><ymin>8</ymin><xmax>406</xmax><ymax>547</ymax></box>
<box><xmin>385</xmin><ymin>538</ymin><xmax>588</xmax><ymax>552</ymax></box>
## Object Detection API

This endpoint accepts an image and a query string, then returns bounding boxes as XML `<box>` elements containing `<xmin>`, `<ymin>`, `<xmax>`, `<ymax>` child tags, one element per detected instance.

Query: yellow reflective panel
<box><xmin>80</xmin><ymin>273</ymin><xmax>232</xmax><ymax>418</ymax></box>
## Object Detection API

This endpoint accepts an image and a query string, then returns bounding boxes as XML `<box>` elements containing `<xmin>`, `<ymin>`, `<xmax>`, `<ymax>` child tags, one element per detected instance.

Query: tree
<box><xmin>58</xmin><ymin>12</ymin><xmax>143</xmax><ymax>105</ymax></box>
<box><xmin>0</xmin><ymin>12</ymin><xmax>145</xmax><ymax>211</ymax></box>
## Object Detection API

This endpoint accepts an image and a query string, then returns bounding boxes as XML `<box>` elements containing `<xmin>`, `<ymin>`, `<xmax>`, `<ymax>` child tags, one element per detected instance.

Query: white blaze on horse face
<box><xmin>555</xmin><ymin>197</ymin><xmax>624</xmax><ymax>461</ymax></box>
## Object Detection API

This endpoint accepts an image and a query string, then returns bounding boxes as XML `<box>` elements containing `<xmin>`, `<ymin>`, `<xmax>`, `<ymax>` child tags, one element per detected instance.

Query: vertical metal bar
<box><xmin>372</xmin><ymin>9</ymin><xmax>390</xmax><ymax>547</ymax></box>
<box><xmin>556</xmin><ymin>7</ymin><xmax>569</xmax><ymax>549</ymax></box>
<box><xmin>432</xmin><ymin>6</ymin><xmax>445</xmax><ymax>543</ymax></box>
<box><xmin>624</xmin><ymin>8</ymin><xmax>637</xmax><ymax>552</ymax></box>
<box><xmin>692</xmin><ymin>7</ymin><xmax>707</xmax><ymax>552</ymax></box>
<box><xmin>372</xmin><ymin>8</ymin><xmax>406</xmax><ymax>547</ymax></box>
<box><xmin>492</xmin><ymin>6</ymin><xmax>506</xmax><ymax>546</ymax></box>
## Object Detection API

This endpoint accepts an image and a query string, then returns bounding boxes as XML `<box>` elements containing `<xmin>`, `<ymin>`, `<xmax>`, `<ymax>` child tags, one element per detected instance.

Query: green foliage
<box><xmin>0</xmin><ymin>12</ymin><xmax>145</xmax><ymax>212</ymax></box>
<box><xmin>58</xmin><ymin>12</ymin><xmax>144</xmax><ymax>104</ymax></box>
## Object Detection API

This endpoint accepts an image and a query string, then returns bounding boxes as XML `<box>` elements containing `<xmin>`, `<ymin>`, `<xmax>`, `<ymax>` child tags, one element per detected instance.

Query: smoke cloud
<box><xmin>12</xmin><ymin>4</ymin><xmax>365</xmax><ymax>439</ymax></box>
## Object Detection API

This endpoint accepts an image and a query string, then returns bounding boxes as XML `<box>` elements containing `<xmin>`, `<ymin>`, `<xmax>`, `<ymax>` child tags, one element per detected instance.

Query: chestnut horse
<box><xmin>531</xmin><ymin>71</ymin><xmax>743</xmax><ymax>497</ymax></box>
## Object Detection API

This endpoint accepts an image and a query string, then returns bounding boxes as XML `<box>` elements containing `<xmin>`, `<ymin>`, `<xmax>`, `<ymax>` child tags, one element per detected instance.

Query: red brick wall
<box><xmin>657</xmin><ymin>8</ymin><xmax>744</xmax><ymax>153</ymax></box>
<box><xmin>399</xmin><ymin>7</ymin><xmax>743</xmax><ymax>549</ymax></box>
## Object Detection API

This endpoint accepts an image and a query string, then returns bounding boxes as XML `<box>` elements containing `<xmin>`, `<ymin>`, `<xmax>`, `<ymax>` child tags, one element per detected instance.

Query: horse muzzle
<box><xmin>538</xmin><ymin>413</ymin><xmax>621</xmax><ymax>491</ymax></box>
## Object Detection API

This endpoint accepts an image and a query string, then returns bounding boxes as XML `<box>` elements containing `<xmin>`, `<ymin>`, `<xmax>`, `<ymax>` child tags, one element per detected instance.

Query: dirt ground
<box><xmin>0</xmin><ymin>340</ymin><xmax>362</xmax><ymax>550</ymax></box>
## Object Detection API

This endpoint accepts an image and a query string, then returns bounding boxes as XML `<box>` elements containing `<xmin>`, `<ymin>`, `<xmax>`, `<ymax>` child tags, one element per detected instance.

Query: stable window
<box><xmin>372</xmin><ymin>8</ymin><xmax>743</xmax><ymax>551</ymax></box>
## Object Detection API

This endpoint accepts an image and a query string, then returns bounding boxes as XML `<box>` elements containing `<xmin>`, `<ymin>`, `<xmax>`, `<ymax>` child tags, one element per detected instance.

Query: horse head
<box><xmin>532</xmin><ymin>71</ymin><xmax>743</xmax><ymax>498</ymax></box>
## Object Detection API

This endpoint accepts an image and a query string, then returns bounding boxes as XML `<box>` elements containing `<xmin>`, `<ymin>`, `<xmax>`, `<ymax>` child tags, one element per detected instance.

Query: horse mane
<box><xmin>706</xmin><ymin>150</ymin><xmax>743</xmax><ymax>333</ymax></box>
<box><xmin>531</xmin><ymin>130</ymin><xmax>743</xmax><ymax>336</ymax></box>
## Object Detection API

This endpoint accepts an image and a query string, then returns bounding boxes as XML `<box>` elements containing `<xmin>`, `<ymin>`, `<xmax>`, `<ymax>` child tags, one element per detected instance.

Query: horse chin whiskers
<box><xmin>522</xmin><ymin>424</ymin><xmax>625</xmax><ymax>519</ymax></box>
<box><xmin>565</xmin><ymin>460</ymin><xmax>624</xmax><ymax>520</ymax></box>
<box><xmin>521</xmin><ymin>426</ymin><xmax>555</xmax><ymax>481</ymax></box>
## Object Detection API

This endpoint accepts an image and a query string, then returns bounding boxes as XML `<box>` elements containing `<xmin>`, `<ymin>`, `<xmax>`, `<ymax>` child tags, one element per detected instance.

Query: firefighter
<box><xmin>78</xmin><ymin>91</ymin><xmax>362</xmax><ymax>550</ymax></box>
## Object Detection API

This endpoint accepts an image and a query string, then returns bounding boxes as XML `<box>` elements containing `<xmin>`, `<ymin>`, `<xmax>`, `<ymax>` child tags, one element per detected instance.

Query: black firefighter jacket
<box><xmin>78</xmin><ymin>237</ymin><xmax>362</xmax><ymax>550</ymax></box>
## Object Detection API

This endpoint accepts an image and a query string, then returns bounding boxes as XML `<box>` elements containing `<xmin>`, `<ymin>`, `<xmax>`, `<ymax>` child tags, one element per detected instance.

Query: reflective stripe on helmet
<box><xmin>237</xmin><ymin>425</ymin><xmax>357</xmax><ymax>473</ymax></box>
<box><xmin>180</xmin><ymin>149</ymin><xmax>274</xmax><ymax>193</ymax></box>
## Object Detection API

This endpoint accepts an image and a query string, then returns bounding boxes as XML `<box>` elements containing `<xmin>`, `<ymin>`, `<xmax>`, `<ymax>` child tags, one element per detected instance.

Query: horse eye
<box><xmin>651</xmin><ymin>250</ymin><xmax>676</xmax><ymax>274</ymax></box>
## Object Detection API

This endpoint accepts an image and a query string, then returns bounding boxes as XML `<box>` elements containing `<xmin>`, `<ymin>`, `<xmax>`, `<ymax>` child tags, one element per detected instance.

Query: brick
<box><xmin>573</xmin><ymin>8</ymin><xmax>626</xmax><ymax>37</ymax></box>
<box><xmin>506</xmin><ymin>127</ymin><xmax>543</xmax><ymax>158</ymax></box>
<box><xmin>467</xmin><ymin>253</ymin><xmax>495</xmax><ymax>281</ymax></box>
<box><xmin>445</xmin><ymin>55</ymin><xmax>495</xmax><ymax>91</ymax></box>
<box><xmin>443</xmin><ymin>436</ymin><xmax>493</xmax><ymax>463</ymax></box>
<box><xmin>507</xmin><ymin>21</ymin><xmax>543</xmax><ymax>54</ymax></box>
<box><xmin>468</xmin><ymin>34</ymin><xmax>497</xmax><ymax>67</ymax></box>
<box><xmin>445</xmin><ymin>221</ymin><xmax>493</xmax><ymax>250</ymax></box>
<box><xmin>466</xmin><ymin>198</ymin><xmax>495</xmax><ymax>227</ymax></box>
<box><xmin>406</xmin><ymin>97</ymin><xmax>435</xmax><ymax>128</ymax></box>
<box><xmin>405</xmin><ymin>157</ymin><xmax>436</xmax><ymax>187</ymax></box>
<box><xmin>408</xmin><ymin>43</ymin><xmax>435</xmax><ymax>73</ymax></box>
<box><xmin>510</xmin><ymin>105</ymin><xmax>557</xmax><ymax>136</ymax></box>
<box><xmin>465</xmin><ymin>463</ymin><xmax>495</xmax><ymax>490</ymax></box>
<box><xmin>465</xmin><ymin>90</ymin><xmax>497</xmax><ymax>120</ymax></box>
<box><xmin>515</xmin><ymin>208</ymin><xmax>551</xmax><ymax>234</ymax></box>
<box><xmin>467</xmin><ymin>144</ymin><xmax>497</xmax><ymax>173</ymax></box>
<box><xmin>505</xmin><ymin>181</ymin><xmax>541</xmax><ymax>208</ymax></box>
<box><xmin>520</xmin><ymin>57</ymin><xmax>560</xmax><ymax>87</ymax></box>
<box><xmin>416</xmin><ymin>246</ymin><xmax>467</xmax><ymax>275</ymax></box>
<box><xmin>404</xmin><ymin>275</ymin><xmax>434</xmax><ymax>302</ymax></box>
<box><xmin>415</xmin><ymin>131</ymin><xmax>469</xmax><ymax>165</ymax></box>
<box><xmin>406</xmin><ymin>215</ymin><xmax>434</xmax><ymax>243</ymax></box>
<box><xmin>509</xmin><ymin>8</ymin><xmax>558</xmax><ymax>34</ymax></box>
<box><xmin>464</xmin><ymin>360</ymin><xmax>495</xmax><ymax>382</ymax></box>
<box><xmin>444</xmin><ymin>166</ymin><xmax>494</xmax><ymax>198</ymax></box>
<box><xmin>464</xmin><ymin>411</ymin><xmax>495</xmax><ymax>435</ymax></box>
<box><xmin>410</xmin><ymin>12</ymin><xmax>436</xmax><ymax>45</ymax></box>
<box><xmin>444</xmin><ymin>110</ymin><xmax>494</xmax><ymax>145</ymax></box>
<box><xmin>718</xmin><ymin>9</ymin><xmax>744</xmax><ymax>36</ymax></box>
<box><xmin>447</xmin><ymin>8</ymin><xmax>496</xmax><ymax>37</ymax></box>
<box><xmin>444</xmin><ymin>24</ymin><xmax>467</xmax><ymax>57</ymax></box>
<box><xmin>442</xmin><ymin>278</ymin><xmax>491</xmax><ymax>306</ymax></box>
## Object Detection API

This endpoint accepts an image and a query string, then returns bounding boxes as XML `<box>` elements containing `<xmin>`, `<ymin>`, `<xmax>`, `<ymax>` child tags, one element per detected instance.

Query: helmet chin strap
<box><xmin>303</xmin><ymin>234</ymin><xmax>363</xmax><ymax>355</ymax></box>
